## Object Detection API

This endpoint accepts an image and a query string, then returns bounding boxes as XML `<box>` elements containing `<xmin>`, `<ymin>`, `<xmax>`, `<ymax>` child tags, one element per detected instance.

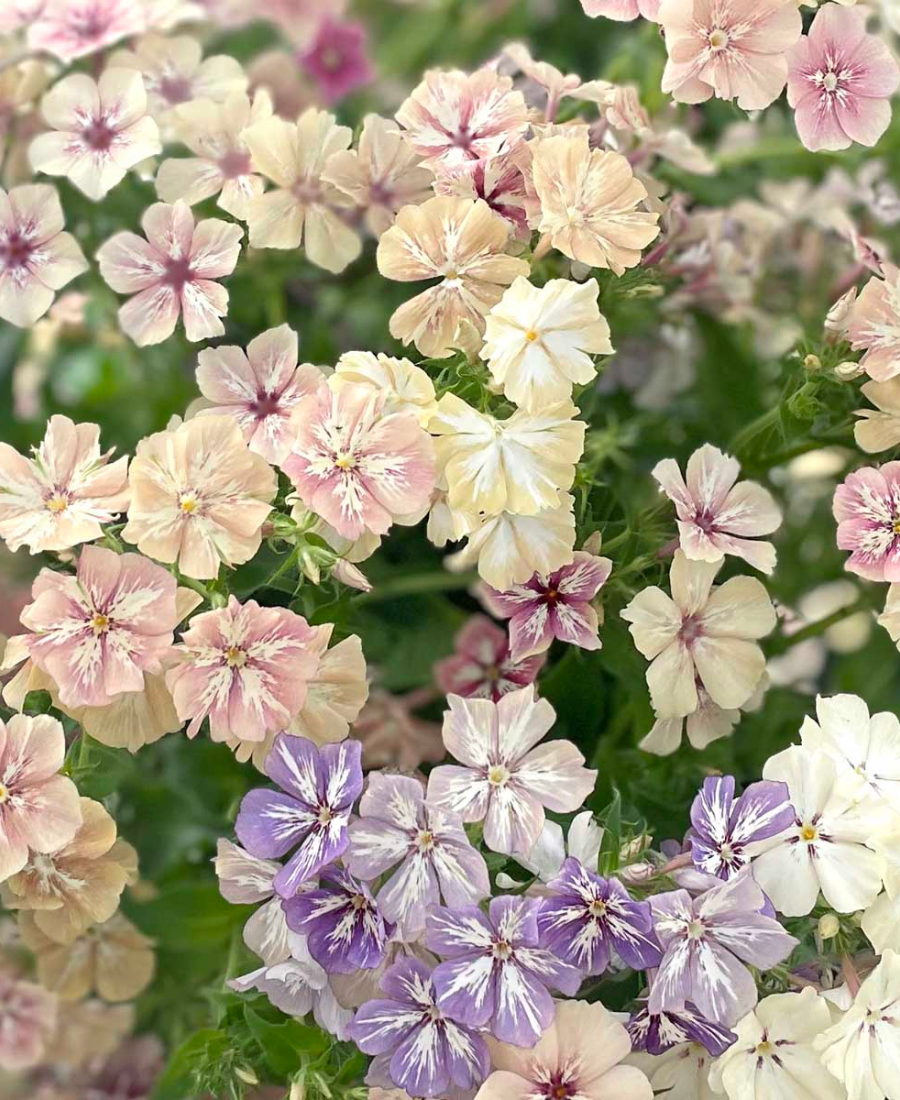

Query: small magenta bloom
<box><xmin>433</xmin><ymin>616</ymin><xmax>545</xmax><ymax>701</ymax></box>
<box><xmin>300</xmin><ymin>17</ymin><xmax>374</xmax><ymax>104</ymax></box>
<box><xmin>787</xmin><ymin>5</ymin><xmax>899</xmax><ymax>152</ymax></box>
<box><xmin>689</xmin><ymin>775</ymin><xmax>794</xmax><ymax>881</ymax></box>
<box><xmin>833</xmin><ymin>462</ymin><xmax>900</xmax><ymax>582</ymax></box>
<box><xmin>235</xmin><ymin>733</ymin><xmax>362</xmax><ymax>898</ymax></box>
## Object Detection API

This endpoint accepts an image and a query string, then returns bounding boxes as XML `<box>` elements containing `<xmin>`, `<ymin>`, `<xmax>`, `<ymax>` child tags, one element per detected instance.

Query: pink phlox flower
<box><xmin>433</xmin><ymin>615</ymin><xmax>545</xmax><ymax>702</ymax></box>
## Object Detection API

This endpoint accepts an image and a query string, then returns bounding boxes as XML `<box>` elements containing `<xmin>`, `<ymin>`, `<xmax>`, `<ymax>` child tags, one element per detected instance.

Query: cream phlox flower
<box><xmin>332</xmin><ymin>351</ymin><xmax>437</xmax><ymax>427</ymax></box>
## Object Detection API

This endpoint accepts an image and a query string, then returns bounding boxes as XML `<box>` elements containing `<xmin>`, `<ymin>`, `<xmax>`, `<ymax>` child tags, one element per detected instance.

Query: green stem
<box><xmin>769</xmin><ymin>596</ymin><xmax>871</xmax><ymax>655</ymax></box>
<box><xmin>175</xmin><ymin>573</ymin><xmax>217</xmax><ymax>606</ymax></box>
<box><xmin>357</xmin><ymin>571</ymin><xmax>478</xmax><ymax>604</ymax></box>
<box><xmin>263</xmin><ymin>545</ymin><xmax>300</xmax><ymax>590</ymax></box>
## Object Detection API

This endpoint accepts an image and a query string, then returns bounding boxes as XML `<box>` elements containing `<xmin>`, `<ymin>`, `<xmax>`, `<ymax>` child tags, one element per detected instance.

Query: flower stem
<box><xmin>769</xmin><ymin>596</ymin><xmax>872</xmax><ymax>655</ymax></box>
<box><xmin>357</xmin><ymin>570</ymin><xmax>478</xmax><ymax>604</ymax></box>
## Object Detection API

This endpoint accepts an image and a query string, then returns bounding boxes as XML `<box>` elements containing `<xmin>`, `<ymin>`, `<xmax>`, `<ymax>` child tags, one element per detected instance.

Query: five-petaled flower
<box><xmin>833</xmin><ymin>461</ymin><xmax>900</xmax><ymax>582</ymax></box>
<box><xmin>433</xmin><ymin>616</ymin><xmax>545</xmax><ymax>702</ymax></box>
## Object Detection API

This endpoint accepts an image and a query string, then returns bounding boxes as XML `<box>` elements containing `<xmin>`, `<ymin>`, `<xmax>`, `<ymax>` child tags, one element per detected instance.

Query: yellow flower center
<box><xmin>416</xmin><ymin>829</ymin><xmax>435</xmax><ymax>852</ymax></box>
<box><xmin>755</xmin><ymin>1040</ymin><xmax>773</xmax><ymax>1056</ymax></box>
<box><xmin>0</xmin><ymin>782</ymin><xmax>8</xmax><ymax>803</ymax></box>
<box><xmin>90</xmin><ymin>613</ymin><xmax>110</xmax><ymax>635</ymax></box>
<box><xmin>488</xmin><ymin>764</ymin><xmax>510</xmax><ymax>787</ymax></box>
<box><xmin>492</xmin><ymin>939</ymin><xmax>512</xmax><ymax>960</ymax></box>
<box><xmin>334</xmin><ymin>453</ymin><xmax>357</xmax><ymax>470</ymax></box>
<box><xmin>45</xmin><ymin>494</ymin><xmax>68</xmax><ymax>514</ymax></box>
<box><xmin>708</xmin><ymin>28</ymin><xmax>729</xmax><ymax>50</ymax></box>
<box><xmin>225</xmin><ymin>646</ymin><xmax>246</xmax><ymax>668</ymax></box>
<box><xmin>801</xmin><ymin>824</ymin><xmax>818</xmax><ymax>842</ymax></box>
<box><xmin>893</xmin><ymin>518</ymin><xmax>900</xmax><ymax>534</ymax></box>
<box><xmin>588</xmin><ymin>898</ymin><xmax>607</xmax><ymax>918</ymax></box>
<box><xmin>525</xmin><ymin>330</ymin><xmax>539</xmax><ymax>342</ymax></box>
<box><xmin>351</xmin><ymin>893</ymin><xmax>368</xmax><ymax>910</ymax></box>
<box><xmin>318</xmin><ymin>806</ymin><xmax>334</xmax><ymax>825</ymax></box>
<box><xmin>179</xmin><ymin>496</ymin><xmax>198</xmax><ymax>514</ymax></box>
<box><xmin>444</xmin><ymin>270</ymin><xmax>460</xmax><ymax>281</ymax></box>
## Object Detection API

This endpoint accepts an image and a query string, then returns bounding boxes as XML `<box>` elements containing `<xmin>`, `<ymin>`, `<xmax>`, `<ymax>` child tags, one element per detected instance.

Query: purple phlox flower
<box><xmin>347</xmin><ymin>772</ymin><xmax>490</xmax><ymax>939</ymax></box>
<box><xmin>689</xmin><ymin>775</ymin><xmax>794</xmax><ymax>881</ymax></box>
<box><xmin>536</xmin><ymin>856</ymin><xmax>663</xmax><ymax>976</ymax></box>
<box><xmin>283</xmin><ymin>864</ymin><xmax>390</xmax><ymax>975</ymax></box>
<box><xmin>425</xmin><ymin>896</ymin><xmax>582</xmax><ymax>1047</ymax></box>
<box><xmin>628</xmin><ymin>998</ymin><xmax>736</xmax><ymax>1057</ymax></box>
<box><xmin>300</xmin><ymin>17</ymin><xmax>374</xmax><ymax>104</ymax></box>
<box><xmin>350</xmin><ymin>957</ymin><xmax>490</xmax><ymax>1098</ymax></box>
<box><xmin>234</xmin><ymin>733</ymin><xmax>363</xmax><ymax>898</ymax></box>
<box><xmin>648</xmin><ymin>871</ymin><xmax>798</xmax><ymax>1026</ymax></box>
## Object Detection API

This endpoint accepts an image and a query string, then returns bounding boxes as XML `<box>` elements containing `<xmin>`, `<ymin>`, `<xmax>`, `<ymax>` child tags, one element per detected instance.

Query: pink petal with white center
<box><xmin>188</xmin><ymin>217</ymin><xmax>243</xmax><ymax>279</ymax></box>
<box><xmin>426</xmin><ymin>765</ymin><xmax>492</xmax><ymax>822</ymax></box>
<box><xmin>550</xmin><ymin>600</ymin><xmax>601</xmax><ymax>651</ymax></box>
<box><xmin>494</xmin><ymin>686</ymin><xmax>556</xmax><ymax>766</ymax></box>
<box><xmin>514</xmin><ymin>740</ymin><xmax>596</xmax><ymax>812</ymax></box>
<box><xmin>483</xmin><ymin>781</ymin><xmax>544</xmax><ymax>857</ymax></box>
<box><xmin>96</xmin><ymin>231</ymin><xmax>164</xmax><ymax>293</ymax></box>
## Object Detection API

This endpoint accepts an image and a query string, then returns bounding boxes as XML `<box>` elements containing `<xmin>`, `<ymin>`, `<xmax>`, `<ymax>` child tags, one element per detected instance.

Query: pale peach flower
<box><xmin>30</xmin><ymin>70</ymin><xmax>161</xmax><ymax>202</ymax></box>
<box><xmin>377</xmin><ymin>195</ymin><xmax>530</xmax><ymax>359</ymax></box>
<box><xmin>0</xmin><ymin>183</ymin><xmax>88</xmax><ymax>328</ymax></box>
<box><xmin>848</xmin><ymin>264</ymin><xmax>900</xmax><ymax>382</ymax></box>
<box><xmin>531</xmin><ymin>133</ymin><xmax>659</xmax><ymax>275</ymax></box>
<box><xmin>242</xmin><ymin>107</ymin><xmax>361</xmax><ymax>273</ymax></box>
<box><xmin>122</xmin><ymin>415</ymin><xmax>276</xmax><ymax>580</ymax></box>
<box><xmin>482</xmin><ymin>277</ymin><xmax>613</xmax><ymax>410</ymax></box>
<box><xmin>28</xmin><ymin>0</ymin><xmax>146</xmax><ymax>62</ymax></box>
<box><xmin>2</xmin><ymin>797</ymin><xmax>136</xmax><ymax>944</ymax></box>
<box><xmin>322</xmin><ymin>113</ymin><xmax>434</xmax><ymax>237</ymax></box>
<box><xmin>0</xmin><ymin>414</ymin><xmax>129</xmax><ymax>555</ymax></box>
<box><xmin>156</xmin><ymin>90</ymin><xmax>274</xmax><ymax>220</ymax></box>
<box><xmin>45</xmin><ymin>995</ymin><xmax>133</xmax><ymax>1070</ymax></box>
<box><xmin>859</xmin><ymin>378</ymin><xmax>900</xmax><ymax>453</ymax></box>
<box><xmin>396</xmin><ymin>68</ymin><xmax>529</xmax><ymax>172</ymax></box>
<box><xmin>108</xmin><ymin>33</ymin><xmax>247</xmax><ymax>124</ymax></box>
<box><xmin>97</xmin><ymin>199</ymin><xmax>243</xmax><ymax>346</ymax></box>
<box><xmin>195</xmin><ymin>323</ymin><xmax>325</xmax><ymax>464</ymax></box>
<box><xmin>332</xmin><ymin>351</ymin><xmax>437</xmax><ymax>427</ymax></box>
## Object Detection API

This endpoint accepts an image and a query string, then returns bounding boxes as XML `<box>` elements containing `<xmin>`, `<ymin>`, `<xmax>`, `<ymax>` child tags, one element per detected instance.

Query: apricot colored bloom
<box><xmin>787</xmin><ymin>5</ymin><xmax>899</xmax><ymax>153</ymax></box>
<box><xmin>281</xmin><ymin>381</ymin><xmax>436</xmax><ymax>543</ymax></box>
<box><xmin>322</xmin><ymin>114</ymin><xmax>434</xmax><ymax>238</ymax></box>
<box><xmin>430</xmin><ymin>394</ymin><xmax>584</xmax><ymax>517</ymax></box>
<box><xmin>0</xmin><ymin>714</ymin><xmax>81</xmax><ymax>883</ymax></box>
<box><xmin>482</xmin><ymin>277</ymin><xmax>613</xmax><ymax>411</ymax></box>
<box><xmin>166</xmin><ymin>596</ymin><xmax>319</xmax><ymax>744</ymax></box>
<box><xmin>652</xmin><ymin>444</ymin><xmax>782</xmax><ymax>574</ymax></box>
<box><xmin>195</xmin><ymin>324</ymin><xmax>325</xmax><ymax>464</ymax></box>
<box><xmin>657</xmin><ymin>0</ymin><xmax>802</xmax><ymax>111</ymax></box>
<box><xmin>434</xmin><ymin>615</ymin><xmax>545</xmax><ymax>702</ymax></box>
<box><xmin>332</xmin><ymin>352</ymin><xmax>437</xmax><ymax>427</ymax></box>
<box><xmin>848</xmin><ymin>264</ymin><xmax>900</xmax><ymax>382</ymax></box>
<box><xmin>97</xmin><ymin>200</ymin><xmax>243</xmax><ymax>346</ymax></box>
<box><xmin>396</xmin><ymin>68</ymin><xmax>529</xmax><ymax>173</ymax></box>
<box><xmin>855</xmin><ymin>378</ymin><xmax>900</xmax><ymax>454</ymax></box>
<box><xmin>427</xmin><ymin>685</ymin><xmax>597</xmax><ymax>857</ymax></box>
<box><xmin>531</xmin><ymin>133</ymin><xmax>659</xmax><ymax>275</ymax></box>
<box><xmin>0</xmin><ymin>415</ymin><xmax>129</xmax><ymax>555</ymax></box>
<box><xmin>242</xmin><ymin>107</ymin><xmax>361</xmax><ymax>273</ymax></box>
<box><xmin>28</xmin><ymin>0</ymin><xmax>145</xmax><ymax>62</ymax></box>
<box><xmin>0</xmin><ymin>183</ymin><xmax>88</xmax><ymax>328</ymax></box>
<box><xmin>621</xmin><ymin>551</ymin><xmax>776</xmax><ymax>719</ymax></box>
<box><xmin>377</xmin><ymin>196</ymin><xmax>530</xmax><ymax>359</ymax></box>
<box><xmin>3</xmin><ymin>797</ymin><xmax>135</xmax><ymax>944</ymax></box>
<box><xmin>122</xmin><ymin>415</ymin><xmax>276</xmax><ymax>580</ymax></box>
<box><xmin>0</xmin><ymin>970</ymin><xmax>56</xmax><ymax>1070</ymax></box>
<box><xmin>156</xmin><ymin>90</ymin><xmax>274</xmax><ymax>220</ymax></box>
<box><xmin>300</xmin><ymin>16</ymin><xmax>374</xmax><ymax>104</ymax></box>
<box><xmin>108</xmin><ymin>34</ymin><xmax>247</xmax><ymax>123</ymax></box>
<box><xmin>833</xmin><ymin>461</ymin><xmax>900</xmax><ymax>582</ymax></box>
<box><xmin>18</xmin><ymin>545</ymin><xmax>179</xmax><ymax>710</ymax></box>
<box><xmin>580</xmin><ymin>0</ymin><xmax>660</xmax><ymax>19</ymax></box>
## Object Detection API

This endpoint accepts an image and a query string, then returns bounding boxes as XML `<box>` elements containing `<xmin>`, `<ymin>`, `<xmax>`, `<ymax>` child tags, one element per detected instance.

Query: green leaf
<box><xmin>244</xmin><ymin>1006</ymin><xmax>330</xmax><ymax>1076</ymax></box>
<box><xmin>152</xmin><ymin>1028</ymin><xmax>229</xmax><ymax>1100</ymax></box>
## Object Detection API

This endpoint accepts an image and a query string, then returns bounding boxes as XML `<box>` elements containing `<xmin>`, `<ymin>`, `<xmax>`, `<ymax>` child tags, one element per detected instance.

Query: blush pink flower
<box><xmin>300</xmin><ymin>17</ymin><xmax>374</xmax><ymax>104</ymax></box>
<box><xmin>580</xmin><ymin>0</ymin><xmax>660</xmax><ymax>20</ymax></box>
<box><xmin>195</xmin><ymin>324</ymin><xmax>325</xmax><ymax>464</ymax></box>
<box><xmin>848</xmin><ymin>265</ymin><xmax>900</xmax><ymax>383</ymax></box>
<box><xmin>658</xmin><ymin>0</ymin><xmax>802</xmax><ymax>111</ymax></box>
<box><xmin>0</xmin><ymin>970</ymin><xmax>56</xmax><ymax>1070</ymax></box>
<box><xmin>28</xmin><ymin>0</ymin><xmax>146</xmax><ymax>62</ymax></box>
<box><xmin>833</xmin><ymin>462</ymin><xmax>900</xmax><ymax>582</ymax></box>
<box><xmin>281</xmin><ymin>381</ymin><xmax>436</xmax><ymax>543</ymax></box>
<box><xmin>17</xmin><ymin>545</ymin><xmax>180</xmax><ymax>710</ymax></box>
<box><xmin>0</xmin><ymin>415</ymin><xmax>129</xmax><ymax>555</ymax></box>
<box><xmin>166</xmin><ymin>595</ymin><xmax>319</xmax><ymax>744</ymax></box>
<box><xmin>786</xmin><ymin>5</ymin><xmax>899</xmax><ymax>152</ymax></box>
<box><xmin>433</xmin><ymin>615</ymin><xmax>545</xmax><ymax>702</ymax></box>
<box><xmin>97</xmin><ymin>199</ymin><xmax>243</xmax><ymax>346</ymax></box>
<box><xmin>652</xmin><ymin>444</ymin><xmax>782</xmax><ymax>574</ymax></box>
<box><xmin>0</xmin><ymin>184</ymin><xmax>88</xmax><ymax>328</ymax></box>
<box><xmin>0</xmin><ymin>714</ymin><xmax>82</xmax><ymax>883</ymax></box>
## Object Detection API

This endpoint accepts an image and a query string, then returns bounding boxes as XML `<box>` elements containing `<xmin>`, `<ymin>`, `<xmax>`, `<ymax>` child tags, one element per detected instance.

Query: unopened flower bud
<box><xmin>824</xmin><ymin>286</ymin><xmax>857</xmax><ymax>335</ymax></box>
<box><xmin>803</xmin><ymin>353</ymin><xmax>822</xmax><ymax>372</ymax></box>
<box><xmin>290</xmin><ymin>1081</ymin><xmax>306</xmax><ymax>1100</ymax></box>
<box><xmin>818</xmin><ymin>913</ymin><xmax>840</xmax><ymax>940</ymax></box>
<box><xmin>620</xmin><ymin>861</ymin><xmax>655</xmax><ymax>884</ymax></box>
<box><xmin>332</xmin><ymin>558</ymin><xmax>372</xmax><ymax>593</ymax></box>
<box><xmin>834</xmin><ymin>359</ymin><xmax>865</xmax><ymax>381</ymax></box>
<box><xmin>234</xmin><ymin>1066</ymin><xmax>259</xmax><ymax>1086</ymax></box>
<box><xmin>581</xmin><ymin>531</ymin><xmax>603</xmax><ymax>556</ymax></box>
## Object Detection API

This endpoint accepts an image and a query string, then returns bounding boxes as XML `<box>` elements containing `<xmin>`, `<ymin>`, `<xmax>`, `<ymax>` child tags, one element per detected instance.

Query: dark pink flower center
<box><xmin>219</xmin><ymin>149</ymin><xmax>252</xmax><ymax>180</ymax></box>
<box><xmin>679</xmin><ymin>614</ymin><xmax>704</xmax><ymax>646</ymax></box>
<box><xmin>83</xmin><ymin>117</ymin><xmax>116</xmax><ymax>151</ymax></box>
<box><xmin>692</xmin><ymin>508</ymin><xmax>719</xmax><ymax>534</ymax></box>
<box><xmin>251</xmin><ymin>391</ymin><xmax>282</xmax><ymax>418</ymax></box>
<box><xmin>163</xmin><ymin>255</ymin><xmax>195</xmax><ymax>290</ymax></box>
<box><xmin>158</xmin><ymin>75</ymin><xmax>193</xmax><ymax>106</ymax></box>
<box><xmin>0</xmin><ymin>232</ymin><xmax>33</xmax><ymax>270</ymax></box>
<box><xmin>541</xmin><ymin>1073</ymin><xmax>577</xmax><ymax>1100</ymax></box>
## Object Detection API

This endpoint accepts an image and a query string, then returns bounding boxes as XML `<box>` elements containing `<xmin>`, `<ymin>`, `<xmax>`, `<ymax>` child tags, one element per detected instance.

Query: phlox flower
<box><xmin>425</xmin><ymin>896</ymin><xmax>582</xmax><ymax>1046</ymax></box>
<box><xmin>0</xmin><ymin>714</ymin><xmax>82</xmax><ymax>883</ymax></box>
<box><xmin>346</xmin><ymin>772</ymin><xmax>490</xmax><ymax>939</ymax></box>
<box><xmin>580</xmin><ymin>0</ymin><xmax>660</xmax><ymax>19</ymax></box>
<box><xmin>322</xmin><ymin>114</ymin><xmax>434</xmax><ymax>238</ymax></box>
<box><xmin>433</xmin><ymin>615</ymin><xmax>545</xmax><ymax>702</ymax></box>
<box><xmin>166</xmin><ymin>596</ymin><xmax>319</xmax><ymax>744</ymax></box>
<box><xmin>430</xmin><ymin>394</ymin><xmax>585</xmax><ymax>517</ymax></box>
<box><xmin>754</xmin><ymin>744</ymin><xmax>886</xmax><ymax>916</ymax></box>
<box><xmin>786</xmin><ymin>5</ymin><xmax>899</xmax><ymax>152</ymax></box>
<box><xmin>530</xmin><ymin>133</ymin><xmax>659</xmax><ymax>275</ymax></box>
<box><xmin>628</xmin><ymin>1002</ymin><xmax>736</xmax><ymax>1057</ymax></box>
<box><xmin>376</xmin><ymin>195</ymin><xmax>530</xmax><ymax>359</ymax></box>
<box><xmin>689</xmin><ymin>775</ymin><xmax>793</xmax><ymax>882</ymax></box>
<box><xmin>500</xmin><ymin>810</ymin><xmax>603</xmax><ymax>886</ymax></box>
<box><xmin>435</xmin><ymin>150</ymin><xmax>534</xmax><ymax>241</ymax></box>
<box><xmin>30</xmin><ymin>70</ymin><xmax>161</xmax><ymax>202</ymax></box>
<box><xmin>648</xmin><ymin>872</ymin><xmax>798</xmax><ymax>1026</ymax></box>
<box><xmin>847</xmin><ymin>265</ymin><xmax>900</xmax><ymax>382</ymax></box>
<box><xmin>156</xmin><ymin>90</ymin><xmax>274</xmax><ymax>221</ymax></box>
<box><xmin>0</xmin><ymin>414</ymin><xmax>129</xmax><ymax>555</ymax></box>
<box><xmin>300</xmin><ymin>17</ymin><xmax>374</xmax><ymax>104</ymax></box>
<box><xmin>426</xmin><ymin>685</ymin><xmax>597</xmax><ymax>858</ymax></box>
<box><xmin>332</xmin><ymin>352</ymin><xmax>437</xmax><ymax>427</ymax></box>
<box><xmin>28</xmin><ymin>0</ymin><xmax>146</xmax><ymax>62</ymax></box>
<box><xmin>350</xmin><ymin>957</ymin><xmax>490</xmax><ymax>1098</ymax></box>
<box><xmin>480</xmin><ymin>549</ymin><xmax>613</xmax><ymax>660</ymax></box>
<box><xmin>234</xmin><ymin>732</ymin><xmax>362</xmax><ymax>897</ymax></box>
<box><xmin>640</xmin><ymin>683</ymin><xmax>750</xmax><ymax>756</ymax></box>
<box><xmin>855</xmin><ymin>378</ymin><xmax>900</xmax><ymax>453</ymax></box>
<box><xmin>242</xmin><ymin>107</ymin><xmax>361</xmax><ymax>273</ymax></box>
<box><xmin>121</xmin><ymin>415</ymin><xmax>276</xmax><ymax>580</ymax></box>
<box><xmin>652</xmin><ymin>444</ymin><xmax>782</xmax><ymax>574</ymax></box>
<box><xmin>630</xmin><ymin>1043</ymin><xmax>718</xmax><ymax>1100</ymax></box>
<box><xmin>97</xmin><ymin>200</ymin><xmax>243</xmax><ymax>346</ymax></box>
<box><xmin>657</xmin><ymin>0</ymin><xmax>802</xmax><ymax>112</ymax></box>
<box><xmin>17</xmin><ymin>545</ymin><xmax>179</xmax><ymax>710</ymax></box>
<box><xmin>621</xmin><ymin>551</ymin><xmax>776</xmax><ymax>719</ymax></box>
<box><xmin>0</xmin><ymin>183</ymin><xmax>88</xmax><ymax>328</ymax></box>
<box><xmin>352</xmin><ymin>688</ymin><xmax>445</xmax><ymax>772</ymax></box>
<box><xmin>395</xmin><ymin>68</ymin><xmax>529</xmax><ymax>172</ymax></box>
<box><xmin>281</xmin><ymin>380</ymin><xmax>436</xmax><ymax>543</ymax></box>
<box><xmin>214</xmin><ymin>839</ymin><xmax>299</xmax><ymax>966</ymax></box>
<box><xmin>709</xmin><ymin>987</ymin><xmax>842</xmax><ymax>1100</ymax></box>
<box><xmin>833</xmin><ymin>461</ymin><xmax>900</xmax><ymax>582</ymax></box>
<box><xmin>195</xmin><ymin>324</ymin><xmax>325</xmax><ymax>464</ymax></box>
<box><xmin>481</xmin><ymin>277</ymin><xmax>613</xmax><ymax>412</ymax></box>
<box><xmin>0</xmin><ymin>970</ymin><xmax>56</xmax><ymax>1070</ymax></box>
